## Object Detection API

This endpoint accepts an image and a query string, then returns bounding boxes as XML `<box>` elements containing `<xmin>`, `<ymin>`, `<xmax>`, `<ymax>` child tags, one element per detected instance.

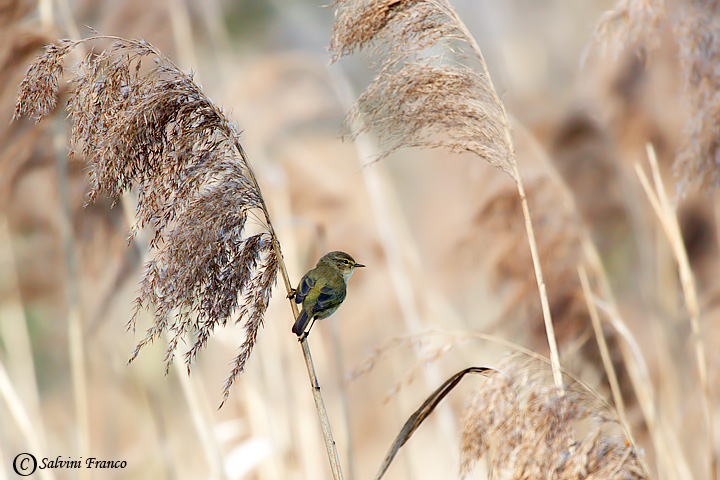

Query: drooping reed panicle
<box><xmin>590</xmin><ymin>0</ymin><xmax>666</xmax><ymax>60</ymax></box>
<box><xmin>14</xmin><ymin>37</ymin><xmax>278</xmax><ymax>403</ymax></box>
<box><xmin>675</xmin><ymin>4</ymin><xmax>720</xmax><ymax>191</ymax></box>
<box><xmin>330</xmin><ymin>0</ymin><xmax>564</xmax><ymax>387</ymax></box>
<box><xmin>16</xmin><ymin>35</ymin><xmax>346</xmax><ymax>477</ymax></box>
<box><xmin>591</xmin><ymin>0</ymin><xmax>720</xmax><ymax>192</ymax></box>
<box><xmin>330</xmin><ymin>0</ymin><xmax>513</xmax><ymax>178</ymax></box>
<box><xmin>460</xmin><ymin>356</ymin><xmax>650</xmax><ymax>479</ymax></box>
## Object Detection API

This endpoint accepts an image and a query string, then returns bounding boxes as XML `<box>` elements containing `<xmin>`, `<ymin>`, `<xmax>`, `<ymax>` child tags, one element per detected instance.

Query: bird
<box><xmin>291</xmin><ymin>251</ymin><xmax>365</xmax><ymax>338</ymax></box>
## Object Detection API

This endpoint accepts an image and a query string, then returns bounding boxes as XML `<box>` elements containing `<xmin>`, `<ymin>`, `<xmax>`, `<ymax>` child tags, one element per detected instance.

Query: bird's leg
<box><xmin>298</xmin><ymin>317</ymin><xmax>317</xmax><ymax>342</ymax></box>
<box><xmin>287</xmin><ymin>288</ymin><xmax>297</xmax><ymax>300</ymax></box>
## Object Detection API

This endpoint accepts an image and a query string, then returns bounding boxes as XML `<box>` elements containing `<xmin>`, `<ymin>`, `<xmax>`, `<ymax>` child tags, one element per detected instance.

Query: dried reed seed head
<box><xmin>331</xmin><ymin>0</ymin><xmax>517</xmax><ymax>178</ymax></box>
<box><xmin>0</xmin><ymin>21</ymin><xmax>52</xmax><ymax>115</ymax></box>
<box><xmin>66</xmin><ymin>41</ymin><xmax>250</xmax><ymax>213</ymax></box>
<box><xmin>1</xmin><ymin>4</ymin><xmax>57</xmax><ymax>207</ymax></box>
<box><xmin>15</xmin><ymin>37</ymin><xmax>279</xmax><ymax>398</ymax></box>
<box><xmin>14</xmin><ymin>39</ymin><xmax>75</xmax><ymax>121</ymax></box>
<box><xmin>349</xmin><ymin>63</ymin><xmax>512</xmax><ymax>176</ymax></box>
<box><xmin>330</xmin><ymin>0</ymin><xmax>456</xmax><ymax>64</ymax></box>
<box><xmin>675</xmin><ymin>5</ymin><xmax>720</xmax><ymax>191</ymax></box>
<box><xmin>591</xmin><ymin>1</ymin><xmax>720</xmax><ymax>192</ymax></box>
<box><xmin>591</xmin><ymin>0</ymin><xmax>667</xmax><ymax>59</ymax></box>
<box><xmin>460</xmin><ymin>357</ymin><xmax>649</xmax><ymax>479</ymax></box>
<box><xmin>221</xmin><ymin>249</ymin><xmax>278</xmax><ymax>405</ymax></box>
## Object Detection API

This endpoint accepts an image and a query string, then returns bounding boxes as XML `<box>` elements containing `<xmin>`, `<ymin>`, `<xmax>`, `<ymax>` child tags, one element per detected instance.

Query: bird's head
<box><xmin>318</xmin><ymin>251</ymin><xmax>365</xmax><ymax>279</ymax></box>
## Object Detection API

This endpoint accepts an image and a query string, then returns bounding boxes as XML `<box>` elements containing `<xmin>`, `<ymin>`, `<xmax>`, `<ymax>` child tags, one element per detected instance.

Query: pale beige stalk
<box><xmin>244</xmin><ymin>156</ymin><xmax>344</xmax><ymax>480</ymax></box>
<box><xmin>578</xmin><ymin>265</ymin><xmax>629</xmax><ymax>433</ymax></box>
<box><xmin>443</xmin><ymin>4</ymin><xmax>563</xmax><ymax>388</ymax></box>
<box><xmin>635</xmin><ymin>143</ymin><xmax>716</xmax><ymax>480</ymax></box>
<box><xmin>55</xmin><ymin>124</ymin><xmax>90</xmax><ymax>480</ymax></box>
<box><xmin>170</xmin><ymin>335</ymin><xmax>230</xmax><ymax>480</ymax></box>
<box><xmin>0</xmin><ymin>360</ymin><xmax>55</xmax><ymax>480</ymax></box>
<box><xmin>0</xmin><ymin>216</ymin><xmax>45</xmax><ymax>445</ymax></box>
<box><xmin>267</xmin><ymin>229</ymin><xmax>345</xmax><ymax>480</ymax></box>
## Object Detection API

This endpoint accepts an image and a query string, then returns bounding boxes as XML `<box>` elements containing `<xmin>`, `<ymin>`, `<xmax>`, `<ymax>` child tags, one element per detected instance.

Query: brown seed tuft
<box><xmin>590</xmin><ymin>0</ymin><xmax>667</xmax><ymax>60</ymax></box>
<box><xmin>15</xmin><ymin>37</ymin><xmax>279</xmax><ymax>399</ymax></box>
<box><xmin>675</xmin><ymin>5</ymin><xmax>720</xmax><ymax>191</ymax></box>
<box><xmin>330</xmin><ymin>0</ymin><xmax>515</xmax><ymax>178</ymax></box>
<box><xmin>460</xmin><ymin>356</ymin><xmax>649</xmax><ymax>479</ymax></box>
<box><xmin>14</xmin><ymin>39</ymin><xmax>75</xmax><ymax>122</ymax></box>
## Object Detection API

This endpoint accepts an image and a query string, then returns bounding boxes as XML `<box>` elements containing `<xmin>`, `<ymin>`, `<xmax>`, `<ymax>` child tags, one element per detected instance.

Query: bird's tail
<box><xmin>292</xmin><ymin>309</ymin><xmax>310</xmax><ymax>336</ymax></box>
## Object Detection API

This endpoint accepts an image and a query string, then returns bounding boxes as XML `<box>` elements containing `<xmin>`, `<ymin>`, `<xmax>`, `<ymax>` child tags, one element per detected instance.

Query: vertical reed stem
<box><xmin>636</xmin><ymin>144</ymin><xmax>716</xmax><ymax>480</ymax></box>
<box><xmin>241</xmin><ymin>144</ymin><xmax>344</xmax><ymax>480</ymax></box>
<box><xmin>445</xmin><ymin>3</ymin><xmax>563</xmax><ymax>387</ymax></box>
<box><xmin>270</xmin><ymin>237</ymin><xmax>344</xmax><ymax>480</ymax></box>
<box><xmin>578</xmin><ymin>265</ymin><xmax>629</xmax><ymax>429</ymax></box>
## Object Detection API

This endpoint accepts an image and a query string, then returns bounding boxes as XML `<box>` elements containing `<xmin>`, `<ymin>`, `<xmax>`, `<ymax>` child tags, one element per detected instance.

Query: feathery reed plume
<box><xmin>675</xmin><ymin>5</ymin><xmax>720</xmax><ymax>190</ymax></box>
<box><xmin>460</xmin><ymin>356</ymin><xmax>650</xmax><ymax>479</ymax></box>
<box><xmin>0</xmin><ymin>1</ymin><xmax>55</xmax><ymax>207</ymax></box>
<box><xmin>16</xmin><ymin>36</ymin><xmax>345</xmax><ymax>478</ymax></box>
<box><xmin>591</xmin><ymin>1</ymin><xmax>720</xmax><ymax>192</ymax></box>
<box><xmin>590</xmin><ymin>0</ymin><xmax>666</xmax><ymax>59</ymax></box>
<box><xmin>14</xmin><ymin>36</ymin><xmax>278</xmax><ymax>403</ymax></box>
<box><xmin>331</xmin><ymin>0</ymin><xmax>564</xmax><ymax>387</ymax></box>
<box><xmin>330</xmin><ymin>0</ymin><xmax>513</xmax><ymax>178</ymax></box>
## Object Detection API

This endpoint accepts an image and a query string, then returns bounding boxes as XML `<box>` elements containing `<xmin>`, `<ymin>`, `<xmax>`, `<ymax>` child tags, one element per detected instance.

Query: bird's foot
<box><xmin>287</xmin><ymin>288</ymin><xmax>296</xmax><ymax>300</ymax></box>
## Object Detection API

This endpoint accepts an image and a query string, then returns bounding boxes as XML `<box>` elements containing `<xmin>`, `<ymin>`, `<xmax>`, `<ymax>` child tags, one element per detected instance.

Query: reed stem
<box><xmin>636</xmin><ymin>144</ymin><xmax>716</xmax><ymax>480</ymax></box>
<box><xmin>445</xmin><ymin>2</ymin><xmax>563</xmax><ymax>388</ymax></box>
<box><xmin>243</xmin><ymin>146</ymin><xmax>344</xmax><ymax>480</ymax></box>
<box><xmin>270</xmin><ymin>236</ymin><xmax>344</xmax><ymax>480</ymax></box>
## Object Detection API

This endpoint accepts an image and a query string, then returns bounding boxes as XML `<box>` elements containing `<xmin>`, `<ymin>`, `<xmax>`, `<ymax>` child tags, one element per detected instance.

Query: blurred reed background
<box><xmin>1</xmin><ymin>0</ymin><xmax>719</xmax><ymax>478</ymax></box>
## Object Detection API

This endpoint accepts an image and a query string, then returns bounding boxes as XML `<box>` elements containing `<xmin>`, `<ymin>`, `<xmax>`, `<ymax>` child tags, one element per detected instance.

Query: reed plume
<box><xmin>0</xmin><ymin>0</ymin><xmax>55</xmax><ymax>207</ymax></box>
<box><xmin>330</xmin><ymin>0</ymin><xmax>513</xmax><ymax>178</ymax></box>
<box><xmin>16</xmin><ymin>35</ymin><xmax>346</xmax><ymax>478</ymax></box>
<box><xmin>460</xmin><ymin>356</ymin><xmax>649</xmax><ymax>479</ymax></box>
<box><xmin>591</xmin><ymin>0</ymin><xmax>666</xmax><ymax>58</ymax></box>
<box><xmin>15</xmin><ymin>37</ymin><xmax>278</xmax><ymax>403</ymax></box>
<box><xmin>591</xmin><ymin>0</ymin><xmax>720</xmax><ymax>191</ymax></box>
<box><xmin>676</xmin><ymin>4</ymin><xmax>720</xmax><ymax>190</ymax></box>
<box><xmin>331</xmin><ymin>0</ymin><xmax>564</xmax><ymax>386</ymax></box>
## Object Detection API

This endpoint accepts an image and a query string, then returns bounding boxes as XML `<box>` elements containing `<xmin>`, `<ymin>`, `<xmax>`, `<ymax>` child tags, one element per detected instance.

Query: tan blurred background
<box><xmin>1</xmin><ymin>0</ymin><xmax>718</xmax><ymax>479</ymax></box>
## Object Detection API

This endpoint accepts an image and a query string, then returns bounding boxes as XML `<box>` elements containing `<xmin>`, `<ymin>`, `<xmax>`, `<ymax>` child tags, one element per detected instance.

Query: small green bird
<box><xmin>291</xmin><ymin>251</ymin><xmax>365</xmax><ymax>337</ymax></box>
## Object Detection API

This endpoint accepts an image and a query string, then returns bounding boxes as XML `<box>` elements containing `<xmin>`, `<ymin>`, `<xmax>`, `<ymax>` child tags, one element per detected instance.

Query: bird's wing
<box><xmin>315</xmin><ymin>282</ymin><xmax>346</xmax><ymax>311</ymax></box>
<box><xmin>295</xmin><ymin>273</ymin><xmax>315</xmax><ymax>305</ymax></box>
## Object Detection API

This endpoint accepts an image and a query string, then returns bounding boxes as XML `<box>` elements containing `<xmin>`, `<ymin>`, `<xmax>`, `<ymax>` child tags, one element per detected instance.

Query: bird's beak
<box><xmin>355</xmin><ymin>263</ymin><xmax>366</xmax><ymax>268</ymax></box>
